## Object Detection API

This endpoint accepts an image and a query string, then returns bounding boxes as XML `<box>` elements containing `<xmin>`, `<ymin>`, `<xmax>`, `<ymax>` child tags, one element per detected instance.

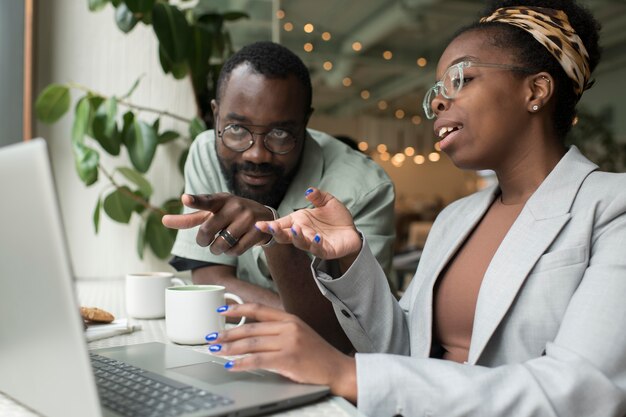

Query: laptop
<box><xmin>0</xmin><ymin>139</ymin><xmax>330</xmax><ymax>417</ymax></box>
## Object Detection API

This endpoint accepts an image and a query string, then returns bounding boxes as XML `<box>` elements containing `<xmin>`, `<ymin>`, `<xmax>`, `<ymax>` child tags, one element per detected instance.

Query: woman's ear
<box><xmin>527</xmin><ymin>72</ymin><xmax>553</xmax><ymax>113</ymax></box>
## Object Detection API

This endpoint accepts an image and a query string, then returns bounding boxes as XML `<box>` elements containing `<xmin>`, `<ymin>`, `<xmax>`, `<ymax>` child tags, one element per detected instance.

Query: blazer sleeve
<box><xmin>313</xmin><ymin>236</ymin><xmax>412</xmax><ymax>355</ymax></box>
<box><xmin>316</xmin><ymin>191</ymin><xmax>626</xmax><ymax>417</ymax></box>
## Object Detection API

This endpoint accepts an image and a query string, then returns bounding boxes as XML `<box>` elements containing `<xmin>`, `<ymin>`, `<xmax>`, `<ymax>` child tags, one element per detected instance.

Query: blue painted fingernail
<box><xmin>224</xmin><ymin>361</ymin><xmax>235</xmax><ymax>369</ymax></box>
<box><xmin>205</xmin><ymin>332</ymin><xmax>219</xmax><ymax>342</ymax></box>
<box><xmin>268</xmin><ymin>225</ymin><xmax>275</xmax><ymax>234</ymax></box>
<box><xmin>217</xmin><ymin>305</ymin><xmax>229</xmax><ymax>313</ymax></box>
<box><xmin>254</xmin><ymin>224</ymin><xmax>261</xmax><ymax>231</ymax></box>
<box><xmin>291</xmin><ymin>227</ymin><xmax>297</xmax><ymax>236</ymax></box>
<box><xmin>305</xmin><ymin>188</ymin><xmax>314</xmax><ymax>196</ymax></box>
<box><xmin>209</xmin><ymin>344</ymin><xmax>222</xmax><ymax>352</ymax></box>
<box><xmin>314</xmin><ymin>234</ymin><xmax>321</xmax><ymax>243</ymax></box>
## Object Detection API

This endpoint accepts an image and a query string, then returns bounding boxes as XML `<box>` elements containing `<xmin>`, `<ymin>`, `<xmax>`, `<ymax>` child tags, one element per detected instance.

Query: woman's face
<box><xmin>431</xmin><ymin>29</ymin><xmax>532</xmax><ymax>171</ymax></box>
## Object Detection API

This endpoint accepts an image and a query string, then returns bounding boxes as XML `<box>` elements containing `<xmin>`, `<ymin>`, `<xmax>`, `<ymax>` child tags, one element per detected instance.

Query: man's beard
<box><xmin>218</xmin><ymin>159</ymin><xmax>295</xmax><ymax>208</ymax></box>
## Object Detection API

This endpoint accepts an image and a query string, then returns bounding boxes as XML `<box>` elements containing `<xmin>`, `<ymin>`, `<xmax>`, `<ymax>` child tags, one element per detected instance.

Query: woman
<box><xmin>205</xmin><ymin>0</ymin><xmax>626</xmax><ymax>415</ymax></box>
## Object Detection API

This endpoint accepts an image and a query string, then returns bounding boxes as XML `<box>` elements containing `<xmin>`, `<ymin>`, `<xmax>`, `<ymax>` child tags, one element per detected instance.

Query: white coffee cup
<box><xmin>125</xmin><ymin>272</ymin><xmax>185</xmax><ymax>319</ymax></box>
<box><xmin>165</xmin><ymin>285</ymin><xmax>246</xmax><ymax>345</ymax></box>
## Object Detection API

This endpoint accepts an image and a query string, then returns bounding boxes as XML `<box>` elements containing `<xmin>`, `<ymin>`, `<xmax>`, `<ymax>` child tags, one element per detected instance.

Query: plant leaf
<box><xmin>189</xmin><ymin>116</ymin><xmax>207</xmax><ymax>140</ymax></box>
<box><xmin>158</xmin><ymin>130</ymin><xmax>180</xmax><ymax>144</ymax></box>
<box><xmin>35</xmin><ymin>84</ymin><xmax>71</xmax><ymax>123</ymax></box>
<box><xmin>115</xmin><ymin>3</ymin><xmax>139</xmax><ymax>33</ymax></box>
<box><xmin>88</xmin><ymin>0</ymin><xmax>109</xmax><ymax>12</ymax></box>
<box><xmin>93</xmin><ymin>198</ymin><xmax>102</xmax><ymax>234</ymax></box>
<box><xmin>121</xmin><ymin>75</ymin><xmax>143</xmax><ymax>99</ymax></box>
<box><xmin>158</xmin><ymin>45</ymin><xmax>188</xmax><ymax>78</ymax></box>
<box><xmin>178</xmin><ymin>148</ymin><xmax>189</xmax><ymax>175</ymax></box>
<box><xmin>145</xmin><ymin>210</ymin><xmax>177</xmax><ymax>258</ymax></box>
<box><xmin>125</xmin><ymin>119</ymin><xmax>158</xmax><ymax>173</ymax></box>
<box><xmin>125</xmin><ymin>0</ymin><xmax>155</xmax><ymax>13</ymax></box>
<box><xmin>117</xmin><ymin>166</ymin><xmax>153</xmax><ymax>197</ymax></box>
<box><xmin>222</xmin><ymin>11</ymin><xmax>249</xmax><ymax>21</ymax></box>
<box><xmin>152</xmin><ymin>2</ymin><xmax>190</xmax><ymax>64</ymax></box>
<box><xmin>162</xmin><ymin>198</ymin><xmax>183</xmax><ymax>215</ymax></box>
<box><xmin>103</xmin><ymin>186</ymin><xmax>136</xmax><ymax>223</ymax></box>
<box><xmin>72</xmin><ymin>97</ymin><xmax>91</xmax><ymax>144</ymax></box>
<box><xmin>72</xmin><ymin>141</ymin><xmax>100</xmax><ymax>186</ymax></box>
<box><xmin>92</xmin><ymin>97</ymin><xmax>121</xmax><ymax>155</ymax></box>
<box><xmin>188</xmin><ymin>23</ymin><xmax>213</xmax><ymax>92</ymax></box>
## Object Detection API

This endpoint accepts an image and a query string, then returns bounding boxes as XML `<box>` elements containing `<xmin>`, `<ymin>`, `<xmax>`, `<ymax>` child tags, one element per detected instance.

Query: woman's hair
<box><xmin>455</xmin><ymin>0</ymin><xmax>601</xmax><ymax>138</ymax></box>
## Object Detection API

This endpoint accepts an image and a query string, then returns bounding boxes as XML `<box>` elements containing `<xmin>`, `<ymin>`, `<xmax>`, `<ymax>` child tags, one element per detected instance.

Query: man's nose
<box><xmin>241</xmin><ymin>134</ymin><xmax>273</xmax><ymax>164</ymax></box>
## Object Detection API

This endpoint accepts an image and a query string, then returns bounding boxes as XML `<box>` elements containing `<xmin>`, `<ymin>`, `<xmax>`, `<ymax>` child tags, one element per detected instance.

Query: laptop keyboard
<box><xmin>90</xmin><ymin>353</ymin><xmax>233</xmax><ymax>417</ymax></box>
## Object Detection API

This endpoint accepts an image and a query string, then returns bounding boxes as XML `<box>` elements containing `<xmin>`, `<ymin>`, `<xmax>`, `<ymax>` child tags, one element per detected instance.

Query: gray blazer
<box><xmin>315</xmin><ymin>147</ymin><xmax>626</xmax><ymax>417</ymax></box>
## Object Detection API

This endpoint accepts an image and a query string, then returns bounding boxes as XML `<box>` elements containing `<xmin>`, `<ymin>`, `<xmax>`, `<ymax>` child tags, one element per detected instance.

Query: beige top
<box><xmin>433</xmin><ymin>195</ymin><xmax>525</xmax><ymax>363</ymax></box>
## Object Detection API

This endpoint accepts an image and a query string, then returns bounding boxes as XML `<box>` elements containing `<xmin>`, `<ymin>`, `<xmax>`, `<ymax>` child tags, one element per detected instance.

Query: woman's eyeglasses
<box><xmin>217</xmin><ymin>123</ymin><xmax>300</xmax><ymax>155</ymax></box>
<box><xmin>422</xmin><ymin>61</ymin><xmax>534</xmax><ymax>119</ymax></box>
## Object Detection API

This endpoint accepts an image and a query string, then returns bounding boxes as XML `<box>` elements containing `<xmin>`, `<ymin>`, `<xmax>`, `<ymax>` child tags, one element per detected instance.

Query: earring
<box><xmin>532</xmin><ymin>105</ymin><xmax>539</xmax><ymax>111</ymax></box>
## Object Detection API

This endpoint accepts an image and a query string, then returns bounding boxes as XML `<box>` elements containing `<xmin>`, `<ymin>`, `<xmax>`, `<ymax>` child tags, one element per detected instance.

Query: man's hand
<box><xmin>162</xmin><ymin>193</ymin><xmax>275</xmax><ymax>256</ymax></box>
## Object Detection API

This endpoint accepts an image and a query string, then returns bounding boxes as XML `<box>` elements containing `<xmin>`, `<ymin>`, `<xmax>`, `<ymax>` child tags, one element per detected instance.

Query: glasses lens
<box><xmin>265</xmin><ymin>129</ymin><xmax>297</xmax><ymax>154</ymax></box>
<box><xmin>222</xmin><ymin>125</ymin><xmax>253</xmax><ymax>151</ymax></box>
<box><xmin>423</xmin><ymin>88</ymin><xmax>434</xmax><ymax>119</ymax></box>
<box><xmin>443</xmin><ymin>64</ymin><xmax>463</xmax><ymax>98</ymax></box>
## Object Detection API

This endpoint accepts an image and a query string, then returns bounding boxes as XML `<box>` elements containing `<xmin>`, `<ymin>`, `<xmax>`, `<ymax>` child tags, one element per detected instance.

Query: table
<box><xmin>0</xmin><ymin>278</ymin><xmax>362</xmax><ymax>417</ymax></box>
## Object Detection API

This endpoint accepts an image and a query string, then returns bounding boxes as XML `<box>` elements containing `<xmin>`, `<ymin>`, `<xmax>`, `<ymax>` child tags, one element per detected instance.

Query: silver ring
<box><xmin>218</xmin><ymin>229</ymin><xmax>238</xmax><ymax>247</ymax></box>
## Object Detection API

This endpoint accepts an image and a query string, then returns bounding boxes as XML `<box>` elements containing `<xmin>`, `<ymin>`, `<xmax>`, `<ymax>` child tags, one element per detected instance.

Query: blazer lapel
<box><xmin>411</xmin><ymin>186</ymin><xmax>498</xmax><ymax>357</ymax></box>
<box><xmin>468</xmin><ymin>146</ymin><xmax>597</xmax><ymax>364</ymax></box>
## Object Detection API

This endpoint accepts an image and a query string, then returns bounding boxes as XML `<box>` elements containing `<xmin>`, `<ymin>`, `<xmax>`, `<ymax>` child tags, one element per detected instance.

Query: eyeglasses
<box><xmin>217</xmin><ymin>123</ymin><xmax>300</xmax><ymax>155</ymax></box>
<box><xmin>422</xmin><ymin>61</ymin><xmax>534</xmax><ymax>119</ymax></box>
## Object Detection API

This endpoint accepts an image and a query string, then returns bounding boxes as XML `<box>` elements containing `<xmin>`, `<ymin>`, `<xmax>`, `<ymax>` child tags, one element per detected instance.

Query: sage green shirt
<box><xmin>171</xmin><ymin>128</ymin><xmax>395</xmax><ymax>291</ymax></box>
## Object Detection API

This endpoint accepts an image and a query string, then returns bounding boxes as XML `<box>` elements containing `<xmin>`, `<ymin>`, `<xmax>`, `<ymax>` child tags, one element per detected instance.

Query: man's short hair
<box><xmin>216</xmin><ymin>41</ymin><xmax>312</xmax><ymax>112</ymax></box>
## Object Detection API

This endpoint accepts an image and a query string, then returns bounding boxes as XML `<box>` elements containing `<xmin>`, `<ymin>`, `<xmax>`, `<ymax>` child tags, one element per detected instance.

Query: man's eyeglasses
<box><xmin>217</xmin><ymin>123</ymin><xmax>300</xmax><ymax>155</ymax></box>
<box><xmin>422</xmin><ymin>61</ymin><xmax>534</xmax><ymax>119</ymax></box>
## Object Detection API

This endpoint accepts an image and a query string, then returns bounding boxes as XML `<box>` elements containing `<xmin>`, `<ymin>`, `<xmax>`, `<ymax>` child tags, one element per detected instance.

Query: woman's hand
<box><xmin>208</xmin><ymin>303</ymin><xmax>357</xmax><ymax>403</ymax></box>
<box><xmin>254</xmin><ymin>187</ymin><xmax>362</xmax><ymax>263</ymax></box>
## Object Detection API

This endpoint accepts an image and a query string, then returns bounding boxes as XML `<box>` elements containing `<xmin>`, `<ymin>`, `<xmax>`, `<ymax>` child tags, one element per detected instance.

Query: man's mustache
<box><xmin>233</xmin><ymin>162</ymin><xmax>283</xmax><ymax>176</ymax></box>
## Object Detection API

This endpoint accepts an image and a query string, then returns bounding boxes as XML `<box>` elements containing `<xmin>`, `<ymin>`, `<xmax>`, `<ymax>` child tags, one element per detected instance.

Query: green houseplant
<box><xmin>566</xmin><ymin>106</ymin><xmax>626</xmax><ymax>173</ymax></box>
<box><xmin>35</xmin><ymin>0</ymin><xmax>247</xmax><ymax>259</ymax></box>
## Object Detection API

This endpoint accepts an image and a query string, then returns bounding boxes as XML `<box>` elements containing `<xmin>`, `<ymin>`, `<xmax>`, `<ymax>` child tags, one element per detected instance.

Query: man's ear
<box><xmin>210</xmin><ymin>99</ymin><xmax>218</xmax><ymax>119</ymax></box>
<box><xmin>526</xmin><ymin>72</ymin><xmax>553</xmax><ymax>113</ymax></box>
<box><xmin>304</xmin><ymin>107</ymin><xmax>314</xmax><ymax>126</ymax></box>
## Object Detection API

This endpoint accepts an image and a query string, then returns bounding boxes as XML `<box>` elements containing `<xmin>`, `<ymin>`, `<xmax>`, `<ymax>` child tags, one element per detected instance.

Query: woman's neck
<box><xmin>495</xmin><ymin>139</ymin><xmax>566</xmax><ymax>205</ymax></box>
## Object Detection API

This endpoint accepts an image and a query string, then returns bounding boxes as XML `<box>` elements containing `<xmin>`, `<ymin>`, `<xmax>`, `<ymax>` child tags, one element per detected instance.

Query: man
<box><xmin>163</xmin><ymin>41</ymin><xmax>395</xmax><ymax>352</ymax></box>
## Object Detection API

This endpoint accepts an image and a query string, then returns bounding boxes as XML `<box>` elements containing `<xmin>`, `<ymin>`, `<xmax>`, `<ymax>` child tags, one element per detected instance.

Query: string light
<box><xmin>411</xmin><ymin>115</ymin><xmax>422</xmax><ymax>125</ymax></box>
<box><xmin>303</xmin><ymin>42</ymin><xmax>314</xmax><ymax>52</ymax></box>
<box><xmin>376</xmin><ymin>144</ymin><xmax>387</xmax><ymax>153</ymax></box>
<box><xmin>428</xmin><ymin>152</ymin><xmax>440</xmax><ymax>162</ymax></box>
<box><xmin>395</xmin><ymin>109</ymin><xmax>405</xmax><ymax>119</ymax></box>
<box><xmin>276</xmin><ymin>9</ymin><xmax>285</xmax><ymax>19</ymax></box>
<box><xmin>383</xmin><ymin>50</ymin><xmax>393</xmax><ymax>60</ymax></box>
<box><xmin>417</xmin><ymin>57</ymin><xmax>427</xmax><ymax>67</ymax></box>
<box><xmin>321</xmin><ymin>31</ymin><xmax>331</xmax><ymax>41</ymax></box>
<box><xmin>360</xmin><ymin>90</ymin><xmax>370</xmax><ymax>100</ymax></box>
<box><xmin>358</xmin><ymin>142</ymin><xmax>369</xmax><ymax>152</ymax></box>
<box><xmin>434</xmin><ymin>141</ymin><xmax>441</xmax><ymax>151</ymax></box>
<box><xmin>352</xmin><ymin>41</ymin><xmax>362</xmax><ymax>52</ymax></box>
<box><xmin>404</xmin><ymin>146</ymin><xmax>415</xmax><ymax>156</ymax></box>
<box><xmin>413</xmin><ymin>155</ymin><xmax>426</xmax><ymax>164</ymax></box>
<box><xmin>323</xmin><ymin>61</ymin><xmax>333</xmax><ymax>71</ymax></box>
<box><xmin>342</xmin><ymin>77</ymin><xmax>352</xmax><ymax>87</ymax></box>
<box><xmin>304</xmin><ymin>23</ymin><xmax>314</xmax><ymax>33</ymax></box>
<box><xmin>283</xmin><ymin>22</ymin><xmax>294</xmax><ymax>31</ymax></box>
<box><xmin>380</xmin><ymin>152</ymin><xmax>390</xmax><ymax>161</ymax></box>
<box><xmin>377</xmin><ymin>100</ymin><xmax>388</xmax><ymax>110</ymax></box>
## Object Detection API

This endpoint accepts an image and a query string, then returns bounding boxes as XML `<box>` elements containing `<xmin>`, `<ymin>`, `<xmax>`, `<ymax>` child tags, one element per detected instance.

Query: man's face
<box><xmin>212</xmin><ymin>65</ymin><xmax>310</xmax><ymax>207</ymax></box>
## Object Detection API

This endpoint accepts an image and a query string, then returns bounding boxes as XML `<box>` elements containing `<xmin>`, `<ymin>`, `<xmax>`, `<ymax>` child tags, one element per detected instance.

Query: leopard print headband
<box><xmin>480</xmin><ymin>6</ymin><xmax>591</xmax><ymax>96</ymax></box>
